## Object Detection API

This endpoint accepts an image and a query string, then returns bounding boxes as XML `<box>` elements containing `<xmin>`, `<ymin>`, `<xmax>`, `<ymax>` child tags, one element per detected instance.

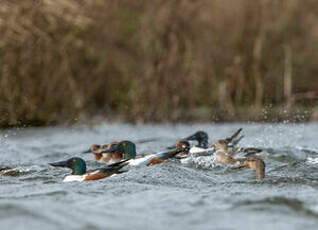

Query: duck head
<box><xmin>175</xmin><ymin>139</ymin><xmax>191</xmax><ymax>157</ymax></box>
<box><xmin>82</xmin><ymin>144</ymin><xmax>106</xmax><ymax>161</ymax></box>
<box><xmin>49</xmin><ymin>157</ymin><xmax>87</xmax><ymax>175</ymax></box>
<box><xmin>99</xmin><ymin>141</ymin><xmax>136</xmax><ymax>160</ymax></box>
<box><xmin>83</xmin><ymin>142</ymin><xmax>119</xmax><ymax>163</ymax></box>
<box><xmin>185</xmin><ymin>131</ymin><xmax>209</xmax><ymax>148</ymax></box>
<box><xmin>212</xmin><ymin>140</ymin><xmax>228</xmax><ymax>152</ymax></box>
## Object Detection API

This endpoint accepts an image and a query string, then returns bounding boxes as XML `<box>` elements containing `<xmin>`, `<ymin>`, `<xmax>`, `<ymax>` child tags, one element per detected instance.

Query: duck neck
<box><xmin>72</xmin><ymin>164</ymin><xmax>86</xmax><ymax>175</ymax></box>
<box><xmin>123</xmin><ymin>145</ymin><xmax>136</xmax><ymax>160</ymax></box>
<box><xmin>197</xmin><ymin>139</ymin><xmax>209</xmax><ymax>148</ymax></box>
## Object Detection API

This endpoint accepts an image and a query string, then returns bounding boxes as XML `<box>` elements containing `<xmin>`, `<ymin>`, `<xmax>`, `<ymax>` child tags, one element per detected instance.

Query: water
<box><xmin>1</xmin><ymin>123</ymin><xmax>318</xmax><ymax>230</ymax></box>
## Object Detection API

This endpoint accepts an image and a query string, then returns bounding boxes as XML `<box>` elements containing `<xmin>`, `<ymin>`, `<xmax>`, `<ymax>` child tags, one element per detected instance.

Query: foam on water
<box><xmin>0</xmin><ymin>123</ymin><xmax>318</xmax><ymax>230</ymax></box>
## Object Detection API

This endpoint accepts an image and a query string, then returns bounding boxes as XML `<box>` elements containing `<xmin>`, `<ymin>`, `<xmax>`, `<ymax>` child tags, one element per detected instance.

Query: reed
<box><xmin>0</xmin><ymin>0</ymin><xmax>317</xmax><ymax>127</ymax></box>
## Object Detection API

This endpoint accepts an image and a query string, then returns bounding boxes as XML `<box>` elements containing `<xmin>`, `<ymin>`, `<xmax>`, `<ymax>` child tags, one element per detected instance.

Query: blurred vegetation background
<box><xmin>0</xmin><ymin>0</ymin><xmax>318</xmax><ymax>127</ymax></box>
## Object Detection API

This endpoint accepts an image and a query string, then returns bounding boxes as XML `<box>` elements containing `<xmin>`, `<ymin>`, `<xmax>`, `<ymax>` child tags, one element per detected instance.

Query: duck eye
<box><xmin>73</xmin><ymin>159</ymin><xmax>77</xmax><ymax>163</ymax></box>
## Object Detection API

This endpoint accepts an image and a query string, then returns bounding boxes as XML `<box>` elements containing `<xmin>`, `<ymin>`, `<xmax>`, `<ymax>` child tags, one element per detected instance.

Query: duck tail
<box><xmin>159</xmin><ymin>147</ymin><xmax>187</xmax><ymax>160</ymax></box>
<box><xmin>102</xmin><ymin>159</ymin><xmax>130</xmax><ymax>175</ymax></box>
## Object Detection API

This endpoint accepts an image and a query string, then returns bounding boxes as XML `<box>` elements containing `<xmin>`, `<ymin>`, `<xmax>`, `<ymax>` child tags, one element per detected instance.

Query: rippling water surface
<box><xmin>1</xmin><ymin>123</ymin><xmax>318</xmax><ymax>230</ymax></box>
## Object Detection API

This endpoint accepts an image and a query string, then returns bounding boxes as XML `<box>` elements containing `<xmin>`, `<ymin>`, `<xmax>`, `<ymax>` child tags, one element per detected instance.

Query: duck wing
<box><xmin>242</xmin><ymin>148</ymin><xmax>263</xmax><ymax>157</ymax></box>
<box><xmin>225</xmin><ymin>128</ymin><xmax>242</xmax><ymax>144</ymax></box>
<box><xmin>87</xmin><ymin>159</ymin><xmax>130</xmax><ymax>176</ymax></box>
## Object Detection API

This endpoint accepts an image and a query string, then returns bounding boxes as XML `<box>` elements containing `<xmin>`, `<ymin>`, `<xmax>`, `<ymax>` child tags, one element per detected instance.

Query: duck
<box><xmin>171</xmin><ymin>128</ymin><xmax>243</xmax><ymax>155</ymax></box>
<box><xmin>0</xmin><ymin>167</ymin><xmax>18</xmax><ymax>176</ymax></box>
<box><xmin>234</xmin><ymin>157</ymin><xmax>265</xmax><ymax>180</ymax></box>
<box><xmin>211</xmin><ymin>139</ymin><xmax>265</xmax><ymax>179</ymax></box>
<box><xmin>0</xmin><ymin>167</ymin><xmax>12</xmax><ymax>173</ymax></box>
<box><xmin>98</xmin><ymin>140</ymin><xmax>189</xmax><ymax>167</ymax></box>
<box><xmin>211</xmin><ymin>140</ymin><xmax>238</xmax><ymax>165</ymax></box>
<box><xmin>166</xmin><ymin>131</ymin><xmax>210</xmax><ymax>154</ymax></box>
<box><xmin>82</xmin><ymin>142</ymin><xmax>122</xmax><ymax>163</ymax></box>
<box><xmin>48</xmin><ymin>157</ymin><xmax>129</xmax><ymax>182</ymax></box>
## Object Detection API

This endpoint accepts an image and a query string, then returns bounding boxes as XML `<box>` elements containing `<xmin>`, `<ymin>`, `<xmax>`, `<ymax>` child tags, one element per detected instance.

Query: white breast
<box><xmin>128</xmin><ymin>150</ymin><xmax>173</xmax><ymax>167</ymax></box>
<box><xmin>190</xmin><ymin>146</ymin><xmax>215</xmax><ymax>154</ymax></box>
<box><xmin>214</xmin><ymin>151</ymin><xmax>223</xmax><ymax>162</ymax></box>
<box><xmin>63</xmin><ymin>175</ymin><xmax>86</xmax><ymax>182</ymax></box>
<box><xmin>128</xmin><ymin>154</ymin><xmax>155</xmax><ymax>166</ymax></box>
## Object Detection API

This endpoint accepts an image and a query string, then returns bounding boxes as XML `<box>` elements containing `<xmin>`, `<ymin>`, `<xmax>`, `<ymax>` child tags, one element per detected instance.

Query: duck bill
<box><xmin>81</xmin><ymin>149</ymin><xmax>92</xmax><ymax>154</ymax></box>
<box><xmin>162</xmin><ymin>147</ymin><xmax>188</xmax><ymax>159</ymax></box>
<box><xmin>49</xmin><ymin>160</ymin><xmax>68</xmax><ymax>168</ymax></box>
<box><xmin>99</xmin><ymin>144</ymin><xmax>119</xmax><ymax>154</ymax></box>
<box><xmin>166</xmin><ymin>145</ymin><xmax>176</xmax><ymax>150</ymax></box>
<box><xmin>185</xmin><ymin>133</ymin><xmax>196</xmax><ymax>141</ymax></box>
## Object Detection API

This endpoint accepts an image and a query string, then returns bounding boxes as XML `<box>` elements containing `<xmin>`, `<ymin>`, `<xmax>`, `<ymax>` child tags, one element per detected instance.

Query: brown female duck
<box><xmin>212</xmin><ymin>139</ymin><xmax>265</xmax><ymax>179</ymax></box>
